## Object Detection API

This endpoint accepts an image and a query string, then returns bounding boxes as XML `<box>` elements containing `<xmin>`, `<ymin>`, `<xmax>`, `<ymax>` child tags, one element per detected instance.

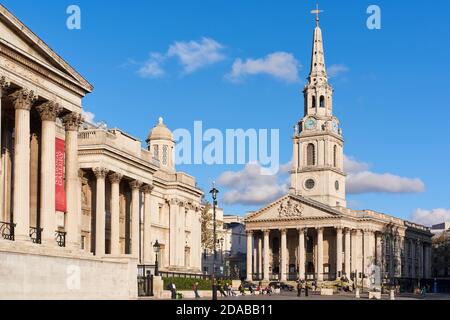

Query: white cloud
<box><xmin>82</xmin><ymin>110</ymin><xmax>96</xmax><ymax>124</ymax></box>
<box><xmin>410</xmin><ymin>209</ymin><xmax>450</xmax><ymax>227</ymax></box>
<box><xmin>327</xmin><ymin>64</ymin><xmax>349</xmax><ymax>78</ymax></box>
<box><xmin>217</xmin><ymin>163</ymin><xmax>290</xmax><ymax>206</ymax></box>
<box><xmin>138</xmin><ymin>52</ymin><xmax>165</xmax><ymax>78</ymax></box>
<box><xmin>227</xmin><ymin>52</ymin><xmax>300</xmax><ymax>83</ymax></box>
<box><xmin>168</xmin><ymin>37</ymin><xmax>226</xmax><ymax>74</ymax></box>
<box><xmin>344</xmin><ymin>155</ymin><xmax>425</xmax><ymax>194</ymax></box>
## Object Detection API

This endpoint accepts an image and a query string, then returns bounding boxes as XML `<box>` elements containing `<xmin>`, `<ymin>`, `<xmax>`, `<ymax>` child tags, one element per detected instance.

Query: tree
<box><xmin>201</xmin><ymin>202</ymin><xmax>214</xmax><ymax>251</ymax></box>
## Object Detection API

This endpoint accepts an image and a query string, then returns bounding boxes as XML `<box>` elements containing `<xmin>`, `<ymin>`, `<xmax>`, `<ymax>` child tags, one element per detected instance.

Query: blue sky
<box><xmin>3</xmin><ymin>0</ymin><xmax>450</xmax><ymax>225</ymax></box>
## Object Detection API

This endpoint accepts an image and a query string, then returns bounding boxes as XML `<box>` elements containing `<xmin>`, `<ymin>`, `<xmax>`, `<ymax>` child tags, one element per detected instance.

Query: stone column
<box><xmin>108</xmin><ymin>173</ymin><xmax>122</xmax><ymax>255</ymax></box>
<box><xmin>375</xmin><ymin>232</ymin><xmax>382</xmax><ymax>267</ymax></box>
<box><xmin>78</xmin><ymin>170</ymin><xmax>85</xmax><ymax>249</ymax></box>
<box><xmin>280</xmin><ymin>229</ymin><xmax>287</xmax><ymax>281</ymax></box>
<box><xmin>298</xmin><ymin>228</ymin><xmax>306</xmax><ymax>280</ymax></box>
<box><xmin>354</xmin><ymin>230</ymin><xmax>363</xmax><ymax>278</ymax></box>
<box><xmin>317</xmin><ymin>227</ymin><xmax>324</xmax><ymax>281</ymax></box>
<box><xmin>0</xmin><ymin>78</ymin><xmax>10</xmax><ymax>217</ymax></box>
<box><xmin>63</xmin><ymin>112</ymin><xmax>82</xmax><ymax>249</ymax></box>
<box><xmin>94</xmin><ymin>167</ymin><xmax>108</xmax><ymax>256</ymax></box>
<box><xmin>258</xmin><ymin>234</ymin><xmax>263</xmax><ymax>279</ymax></box>
<box><xmin>246</xmin><ymin>230</ymin><xmax>253</xmax><ymax>281</ymax></box>
<box><xmin>344</xmin><ymin>228</ymin><xmax>351</xmax><ymax>276</ymax></box>
<box><xmin>130</xmin><ymin>180</ymin><xmax>142</xmax><ymax>258</ymax></box>
<box><xmin>263</xmin><ymin>229</ymin><xmax>270</xmax><ymax>281</ymax></box>
<box><xmin>362</xmin><ymin>230</ymin><xmax>370</xmax><ymax>275</ymax></box>
<box><xmin>336</xmin><ymin>227</ymin><xmax>343</xmax><ymax>279</ymax></box>
<box><xmin>418</xmin><ymin>240</ymin><xmax>424</xmax><ymax>278</ymax></box>
<box><xmin>168</xmin><ymin>198</ymin><xmax>178</xmax><ymax>266</ymax></box>
<box><xmin>142</xmin><ymin>184</ymin><xmax>154</xmax><ymax>263</ymax></box>
<box><xmin>37</xmin><ymin>101</ymin><xmax>62</xmax><ymax>245</ymax></box>
<box><xmin>10</xmin><ymin>89</ymin><xmax>36</xmax><ymax>241</ymax></box>
<box><xmin>410</xmin><ymin>239</ymin><xmax>416</xmax><ymax>278</ymax></box>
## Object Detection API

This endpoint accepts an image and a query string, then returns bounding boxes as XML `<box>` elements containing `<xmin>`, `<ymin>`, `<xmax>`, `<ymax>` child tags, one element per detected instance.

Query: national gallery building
<box><xmin>244</xmin><ymin>16</ymin><xmax>433</xmax><ymax>287</ymax></box>
<box><xmin>0</xmin><ymin>4</ymin><xmax>202</xmax><ymax>299</ymax></box>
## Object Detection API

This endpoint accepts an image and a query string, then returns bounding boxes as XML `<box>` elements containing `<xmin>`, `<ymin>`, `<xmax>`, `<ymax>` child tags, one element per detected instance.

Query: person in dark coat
<box><xmin>297</xmin><ymin>281</ymin><xmax>302</xmax><ymax>297</ymax></box>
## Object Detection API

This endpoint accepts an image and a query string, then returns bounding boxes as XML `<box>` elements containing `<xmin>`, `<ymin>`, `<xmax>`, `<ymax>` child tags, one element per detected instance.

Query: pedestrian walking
<box><xmin>297</xmin><ymin>281</ymin><xmax>302</xmax><ymax>297</ymax></box>
<box><xmin>192</xmin><ymin>282</ymin><xmax>200</xmax><ymax>299</ymax></box>
<box><xmin>169</xmin><ymin>282</ymin><xmax>177</xmax><ymax>300</ymax></box>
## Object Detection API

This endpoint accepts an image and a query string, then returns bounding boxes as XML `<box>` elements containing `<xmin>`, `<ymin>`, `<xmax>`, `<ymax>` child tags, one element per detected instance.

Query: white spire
<box><xmin>308</xmin><ymin>4</ymin><xmax>327</xmax><ymax>82</ymax></box>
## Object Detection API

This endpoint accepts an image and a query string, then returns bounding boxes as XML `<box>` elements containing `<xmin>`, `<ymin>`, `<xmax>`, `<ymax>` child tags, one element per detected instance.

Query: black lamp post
<box><xmin>153</xmin><ymin>240</ymin><xmax>160</xmax><ymax>277</ymax></box>
<box><xmin>210</xmin><ymin>183</ymin><xmax>219</xmax><ymax>301</ymax></box>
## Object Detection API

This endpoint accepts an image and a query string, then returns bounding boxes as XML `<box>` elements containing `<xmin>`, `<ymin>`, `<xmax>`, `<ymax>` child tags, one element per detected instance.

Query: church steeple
<box><xmin>290</xmin><ymin>6</ymin><xmax>347</xmax><ymax>208</ymax></box>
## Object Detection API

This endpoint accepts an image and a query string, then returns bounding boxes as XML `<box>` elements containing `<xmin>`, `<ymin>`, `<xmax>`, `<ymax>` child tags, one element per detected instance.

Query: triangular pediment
<box><xmin>245</xmin><ymin>194</ymin><xmax>342</xmax><ymax>223</ymax></box>
<box><xmin>0</xmin><ymin>5</ymin><xmax>92</xmax><ymax>93</ymax></box>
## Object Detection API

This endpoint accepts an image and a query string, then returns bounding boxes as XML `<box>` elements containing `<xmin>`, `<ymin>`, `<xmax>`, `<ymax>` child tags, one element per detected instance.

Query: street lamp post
<box><xmin>153</xmin><ymin>240</ymin><xmax>160</xmax><ymax>277</ymax></box>
<box><xmin>210</xmin><ymin>183</ymin><xmax>219</xmax><ymax>301</ymax></box>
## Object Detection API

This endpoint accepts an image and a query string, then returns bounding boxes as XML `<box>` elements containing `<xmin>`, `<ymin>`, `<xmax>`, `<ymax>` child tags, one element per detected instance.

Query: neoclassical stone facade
<box><xmin>0</xmin><ymin>4</ymin><xmax>202</xmax><ymax>298</ymax></box>
<box><xmin>245</xmin><ymin>16</ymin><xmax>433</xmax><ymax>285</ymax></box>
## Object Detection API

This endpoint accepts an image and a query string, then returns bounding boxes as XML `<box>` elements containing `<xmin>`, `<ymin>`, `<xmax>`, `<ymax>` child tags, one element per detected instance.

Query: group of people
<box><xmin>296</xmin><ymin>280</ymin><xmax>310</xmax><ymax>297</ymax></box>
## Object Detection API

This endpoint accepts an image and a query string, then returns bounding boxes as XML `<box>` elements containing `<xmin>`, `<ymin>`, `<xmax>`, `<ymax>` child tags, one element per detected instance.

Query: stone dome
<box><xmin>146</xmin><ymin>117</ymin><xmax>174</xmax><ymax>142</ymax></box>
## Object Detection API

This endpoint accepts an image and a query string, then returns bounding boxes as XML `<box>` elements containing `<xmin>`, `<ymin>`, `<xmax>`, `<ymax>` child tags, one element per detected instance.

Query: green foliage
<box><xmin>163</xmin><ymin>277</ymin><xmax>213</xmax><ymax>291</ymax></box>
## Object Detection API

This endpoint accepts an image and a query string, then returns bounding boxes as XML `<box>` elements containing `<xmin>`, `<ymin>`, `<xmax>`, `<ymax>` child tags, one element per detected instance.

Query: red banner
<box><xmin>55</xmin><ymin>138</ymin><xmax>67</xmax><ymax>213</ymax></box>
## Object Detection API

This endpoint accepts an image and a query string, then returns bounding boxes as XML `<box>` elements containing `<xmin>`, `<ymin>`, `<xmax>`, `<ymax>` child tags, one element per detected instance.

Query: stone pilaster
<box><xmin>246</xmin><ymin>230</ymin><xmax>253</xmax><ymax>281</ymax></box>
<box><xmin>10</xmin><ymin>89</ymin><xmax>36</xmax><ymax>241</ymax></box>
<box><xmin>93</xmin><ymin>167</ymin><xmax>108</xmax><ymax>256</ymax></box>
<box><xmin>263</xmin><ymin>229</ymin><xmax>270</xmax><ymax>281</ymax></box>
<box><xmin>129</xmin><ymin>180</ymin><xmax>142</xmax><ymax>258</ymax></box>
<box><xmin>63</xmin><ymin>112</ymin><xmax>82</xmax><ymax>249</ymax></box>
<box><xmin>336</xmin><ymin>227</ymin><xmax>343</xmax><ymax>279</ymax></box>
<box><xmin>298</xmin><ymin>228</ymin><xmax>306</xmax><ymax>280</ymax></box>
<box><xmin>317</xmin><ymin>227</ymin><xmax>324</xmax><ymax>281</ymax></box>
<box><xmin>168</xmin><ymin>198</ymin><xmax>178</xmax><ymax>266</ymax></box>
<box><xmin>108</xmin><ymin>173</ymin><xmax>123</xmax><ymax>255</ymax></box>
<box><xmin>142</xmin><ymin>183</ymin><xmax>154</xmax><ymax>263</ymax></box>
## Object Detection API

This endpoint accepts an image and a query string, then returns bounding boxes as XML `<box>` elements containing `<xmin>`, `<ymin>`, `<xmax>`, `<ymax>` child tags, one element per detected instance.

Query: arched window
<box><xmin>311</xmin><ymin>96</ymin><xmax>316</xmax><ymax>108</ymax></box>
<box><xmin>307</xmin><ymin>143</ymin><xmax>316</xmax><ymax>166</ymax></box>
<box><xmin>320</xmin><ymin>96</ymin><xmax>325</xmax><ymax>108</ymax></box>
<box><xmin>333</xmin><ymin>145</ymin><xmax>338</xmax><ymax>167</ymax></box>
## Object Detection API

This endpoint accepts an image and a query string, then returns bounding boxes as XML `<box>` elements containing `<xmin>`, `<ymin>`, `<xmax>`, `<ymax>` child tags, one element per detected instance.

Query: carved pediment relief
<box><xmin>278</xmin><ymin>199</ymin><xmax>303</xmax><ymax>218</ymax></box>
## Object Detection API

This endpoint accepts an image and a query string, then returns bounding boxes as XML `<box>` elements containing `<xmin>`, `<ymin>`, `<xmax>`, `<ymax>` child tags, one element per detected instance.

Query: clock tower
<box><xmin>290</xmin><ymin>9</ymin><xmax>346</xmax><ymax>207</ymax></box>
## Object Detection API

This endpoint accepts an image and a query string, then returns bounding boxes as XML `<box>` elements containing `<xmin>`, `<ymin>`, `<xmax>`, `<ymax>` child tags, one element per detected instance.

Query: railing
<box><xmin>158</xmin><ymin>271</ymin><xmax>212</xmax><ymax>280</ymax></box>
<box><xmin>55</xmin><ymin>231</ymin><xmax>67</xmax><ymax>247</ymax></box>
<box><xmin>0</xmin><ymin>221</ymin><xmax>15</xmax><ymax>241</ymax></box>
<box><xmin>29</xmin><ymin>227</ymin><xmax>42</xmax><ymax>244</ymax></box>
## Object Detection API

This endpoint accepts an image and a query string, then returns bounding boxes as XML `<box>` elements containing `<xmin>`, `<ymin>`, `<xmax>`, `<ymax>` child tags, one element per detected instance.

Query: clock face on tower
<box><xmin>331</xmin><ymin>119</ymin><xmax>339</xmax><ymax>133</ymax></box>
<box><xmin>305</xmin><ymin>117</ymin><xmax>317</xmax><ymax>130</ymax></box>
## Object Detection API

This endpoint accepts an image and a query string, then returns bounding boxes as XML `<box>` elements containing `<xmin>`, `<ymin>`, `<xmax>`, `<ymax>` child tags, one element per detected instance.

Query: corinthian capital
<box><xmin>0</xmin><ymin>77</ymin><xmax>10</xmax><ymax>94</ymax></box>
<box><xmin>36</xmin><ymin>101</ymin><xmax>62</xmax><ymax>122</ymax></box>
<box><xmin>9</xmin><ymin>89</ymin><xmax>37</xmax><ymax>111</ymax></box>
<box><xmin>93</xmin><ymin>167</ymin><xmax>108</xmax><ymax>179</ymax></box>
<box><xmin>141</xmin><ymin>184</ymin><xmax>154</xmax><ymax>194</ymax></box>
<box><xmin>109</xmin><ymin>172</ymin><xmax>123</xmax><ymax>184</ymax></box>
<box><xmin>129</xmin><ymin>180</ymin><xmax>143</xmax><ymax>190</ymax></box>
<box><xmin>63</xmin><ymin>112</ymin><xmax>83</xmax><ymax>131</ymax></box>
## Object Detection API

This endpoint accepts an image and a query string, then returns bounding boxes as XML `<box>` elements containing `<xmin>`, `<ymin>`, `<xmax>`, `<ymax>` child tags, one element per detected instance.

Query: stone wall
<box><xmin>0</xmin><ymin>242</ymin><xmax>138</xmax><ymax>300</ymax></box>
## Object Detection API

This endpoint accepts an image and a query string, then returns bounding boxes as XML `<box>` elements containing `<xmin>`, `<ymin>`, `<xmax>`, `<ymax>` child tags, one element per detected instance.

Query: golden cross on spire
<box><xmin>311</xmin><ymin>3</ymin><xmax>323</xmax><ymax>26</ymax></box>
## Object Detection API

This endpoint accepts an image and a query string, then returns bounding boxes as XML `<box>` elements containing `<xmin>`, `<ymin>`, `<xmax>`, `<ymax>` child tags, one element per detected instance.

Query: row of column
<box><xmin>247</xmin><ymin>227</ymin><xmax>382</xmax><ymax>282</ymax></box>
<box><xmin>91</xmin><ymin>167</ymin><xmax>154</xmax><ymax>258</ymax></box>
<box><xmin>1</xmin><ymin>83</ymin><xmax>82</xmax><ymax>247</ymax></box>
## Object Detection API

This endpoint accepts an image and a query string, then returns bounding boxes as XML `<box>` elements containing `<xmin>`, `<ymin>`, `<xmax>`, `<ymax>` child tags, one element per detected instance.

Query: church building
<box><xmin>244</xmin><ymin>12</ymin><xmax>433</xmax><ymax>286</ymax></box>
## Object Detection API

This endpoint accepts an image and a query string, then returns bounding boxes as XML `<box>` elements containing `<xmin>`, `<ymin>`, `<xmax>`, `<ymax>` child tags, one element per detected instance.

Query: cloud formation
<box><xmin>138</xmin><ymin>52</ymin><xmax>166</xmax><ymax>78</ymax></box>
<box><xmin>327</xmin><ymin>64</ymin><xmax>349</xmax><ymax>78</ymax></box>
<box><xmin>227</xmin><ymin>52</ymin><xmax>300</xmax><ymax>83</ymax></box>
<box><xmin>410</xmin><ymin>209</ymin><xmax>450</xmax><ymax>227</ymax></box>
<box><xmin>168</xmin><ymin>37</ymin><xmax>226</xmax><ymax>74</ymax></box>
<box><xmin>217</xmin><ymin>163</ymin><xmax>290</xmax><ymax>206</ymax></box>
<box><xmin>82</xmin><ymin>110</ymin><xmax>96</xmax><ymax>124</ymax></box>
<box><xmin>345</xmin><ymin>156</ymin><xmax>425</xmax><ymax>194</ymax></box>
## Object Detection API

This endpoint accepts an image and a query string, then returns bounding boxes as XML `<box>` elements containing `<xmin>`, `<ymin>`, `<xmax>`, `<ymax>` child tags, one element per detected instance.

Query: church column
<box><xmin>109</xmin><ymin>173</ymin><xmax>122</xmax><ymax>255</ymax></box>
<box><xmin>142</xmin><ymin>184</ymin><xmax>154</xmax><ymax>263</ymax></box>
<box><xmin>317</xmin><ymin>227</ymin><xmax>324</xmax><ymax>281</ymax></box>
<box><xmin>298</xmin><ymin>228</ymin><xmax>306</xmax><ymax>280</ymax></box>
<box><xmin>10</xmin><ymin>89</ymin><xmax>36</xmax><ymax>241</ymax></box>
<box><xmin>336</xmin><ymin>227</ymin><xmax>343</xmax><ymax>279</ymax></box>
<box><xmin>0</xmin><ymin>78</ymin><xmax>10</xmax><ymax>222</ymax></box>
<box><xmin>246</xmin><ymin>230</ymin><xmax>253</xmax><ymax>281</ymax></box>
<box><xmin>263</xmin><ymin>229</ymin><xmax>270</xmax><ymax>281</ymax></box>
<box><xmin>257</xmin><ymin>234</ymin><xmax>263</xmax><ymax>279</ymax></box>
<box><xmin>280</xmin><ymin>229</ymin><xmax>287</xmax><ymax>281</ymax></box>
<box><xmin>354</xmin><ymin>229</ymin><xmax>363</xmax><ymax>278</ymax></box>
<box><xmin>130</xmin><ymin>180</ymin><xmax>142</xmax><ymax>258</ymax></box>
<box><xmin>344</xmin><ymin>228</ymin><xmax>351</xmax><ymax>276</ymax></box>
<box><xmin>362</xmin><ymin>229</ymin><xmax>371</xmax><ymax>275</ymax></box>
<box><xmin>168</xmin><ymin>198</ymin><xmax>178</xmax><ymax>266</ymax></box>
<box><xmin>94</xmin><ymin>167</ymin><xmax>108</xmax><ymax>256</ymax></box>
<box><xmin>63</xmin><ymin>112</ymin><xmax>82</xmax><ymax>249</ymax></box>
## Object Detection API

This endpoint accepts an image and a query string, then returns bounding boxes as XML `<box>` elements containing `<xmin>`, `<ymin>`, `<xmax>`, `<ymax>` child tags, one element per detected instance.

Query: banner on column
<box><xmin>55</xmin><ymin>138</ymin><xmax>67</xmax><ymax>213</ymax></box>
